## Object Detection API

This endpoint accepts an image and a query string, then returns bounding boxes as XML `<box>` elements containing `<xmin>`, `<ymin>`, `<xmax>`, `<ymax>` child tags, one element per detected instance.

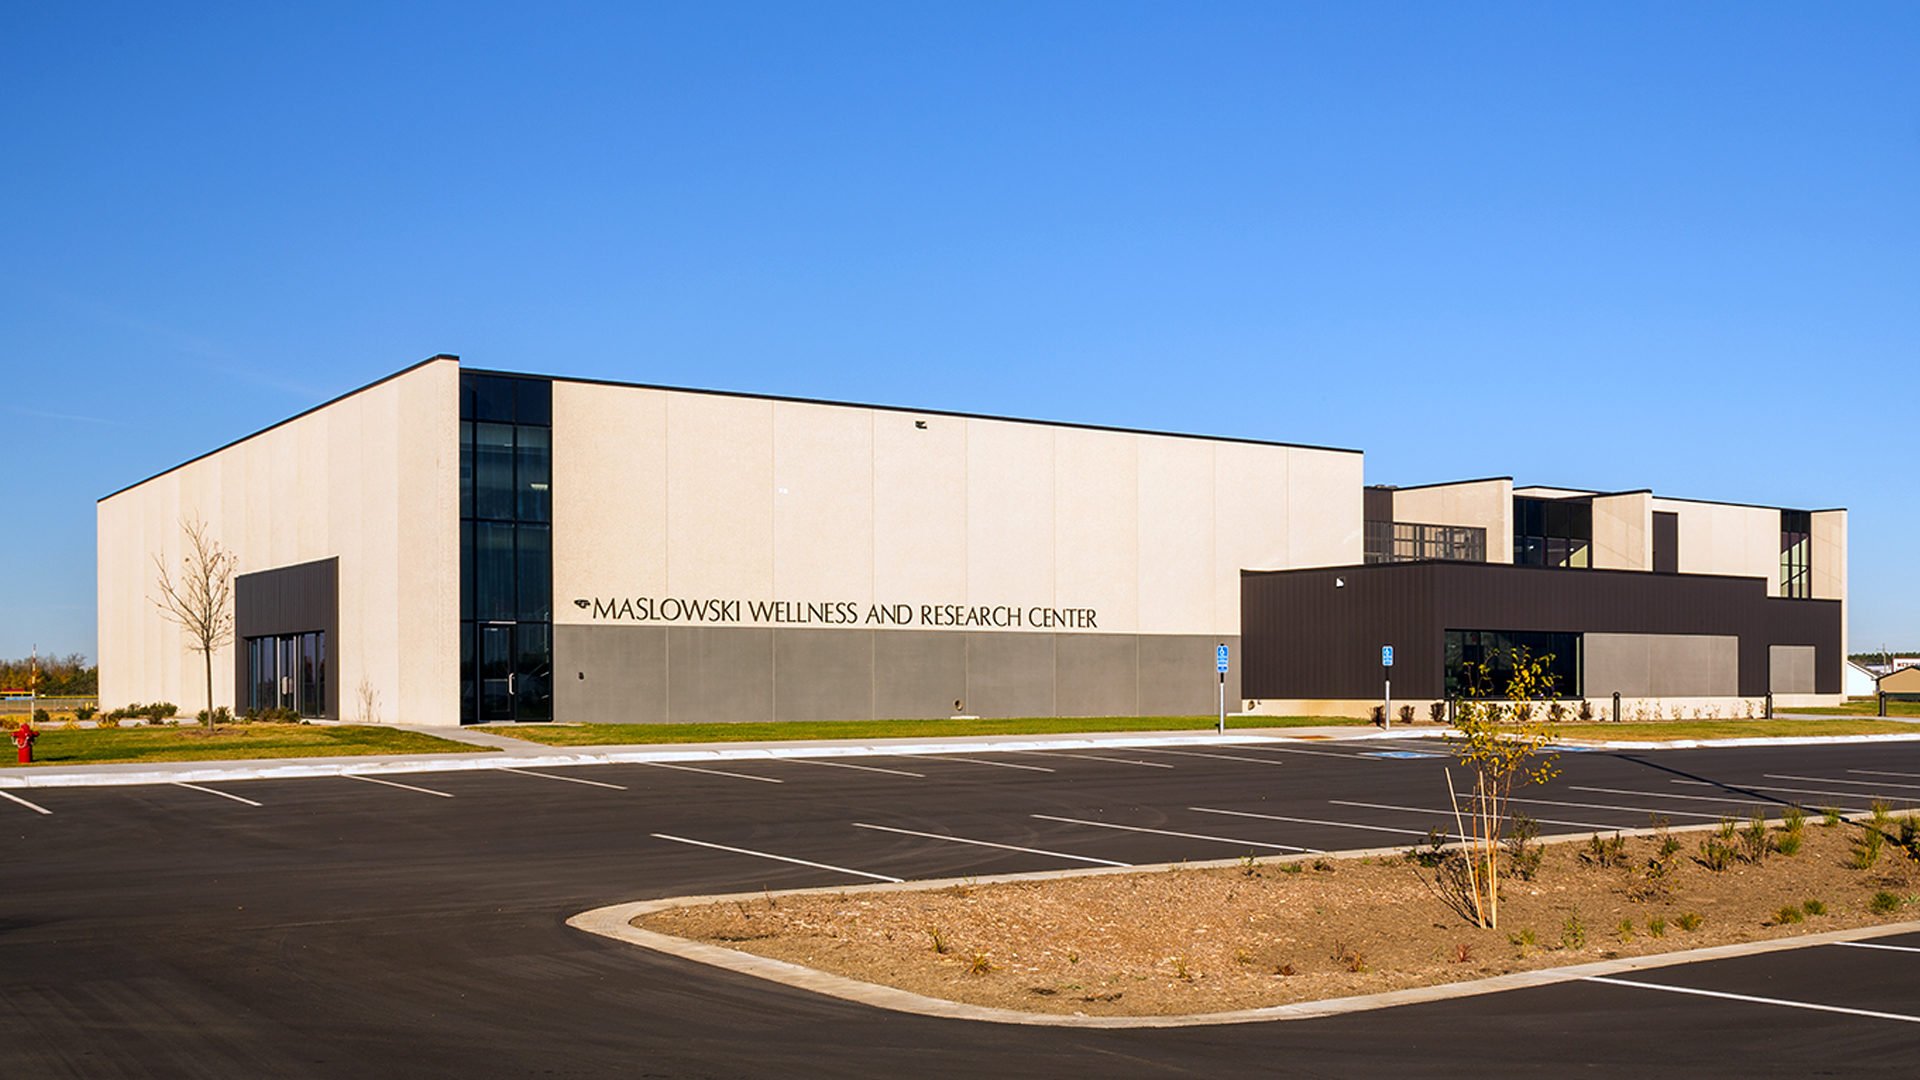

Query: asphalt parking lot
<box><xmin>4</xmin><ymin>736</ymin><xmax>1919</xmax><ymax>1077</ymax></box>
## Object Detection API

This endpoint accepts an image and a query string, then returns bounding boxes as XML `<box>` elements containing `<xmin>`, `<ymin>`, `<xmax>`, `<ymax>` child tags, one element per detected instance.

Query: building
<box><xmin>97</xmin><ymin>356</ymin><xmax>1847</xmax><ymax>725</ymax></box>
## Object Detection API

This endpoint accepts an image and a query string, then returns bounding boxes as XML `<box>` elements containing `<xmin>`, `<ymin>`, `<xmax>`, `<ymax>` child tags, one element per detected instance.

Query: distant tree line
<box><xmin>0</xmin><ymin>654</ymin><xmax>97</xmax><ymax>695</ymax></box>
<box><xmin>1851</xmin><ymin>651</ymin><xmax>1920</xmax><ymax>665</ymax></box>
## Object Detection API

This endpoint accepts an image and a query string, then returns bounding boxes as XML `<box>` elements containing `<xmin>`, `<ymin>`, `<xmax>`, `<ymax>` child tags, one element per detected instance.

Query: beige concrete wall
<box><xmin>1390</xmin><ymin>479</ymin><xmax>1512</xmax><ymax>563</ymax></box>
<box><xmin>1590</xmin><ymin>492</ymin><xmax>1653</xmax><ymax>572</ymax></box>
<box><xmin>1651</xmin><ymin>498</ymin><xmax>1781</xmax><ymax>595</ymax></box>
<box><xmin>551</xmin><ymin>383</ymin><xmax>1362</xmax><ymax>639</ymax></box>
<box><xmin>97</xmin><ymin>358</ymin><xmax>461</xmax><ymax>724</ymax></box>
<box><xmin>1812</xmin><ymin>509</ymin><xmax>1848</xmax><ymax>664</ymax></box>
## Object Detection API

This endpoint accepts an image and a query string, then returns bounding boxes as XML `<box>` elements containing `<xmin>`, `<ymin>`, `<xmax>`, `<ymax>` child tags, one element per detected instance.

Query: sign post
<box><xmin>1216</xmin><ymin>644</ymin><xmax>1230</xmax><ymax>734</ymax></box>
<box><xmin>1381</xmin><ymin>645</ymin><xmax>1394</xmax><ymax>726</ymax></box>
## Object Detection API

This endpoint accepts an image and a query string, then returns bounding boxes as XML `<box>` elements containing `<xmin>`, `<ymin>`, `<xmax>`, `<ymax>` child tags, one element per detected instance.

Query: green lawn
<box><xmin>1542</xmin><ymin>717</ymin><xmax>1920</xmax><ymax>742</ymax></box>
<box><xmin>1790</xmin><ymin>697</ymin><xmax>1920</xmax><ymax>718</ymax></box>
<box><xmin>481</xmin><ymin>714</ymin><xmax>1365</xmax><ymax>746</ymax></box>
<box><xmin>3</xmin><ymin>723</ymin><xmax>486</xmax><ymax>767</ymax></box>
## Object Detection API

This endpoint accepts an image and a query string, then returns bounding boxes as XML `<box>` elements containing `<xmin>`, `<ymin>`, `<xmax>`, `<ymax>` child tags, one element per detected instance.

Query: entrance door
<box><xmin>480</xmin><ymin>625</ymin><xmax>515</xmax><ymax>722</ymax></box>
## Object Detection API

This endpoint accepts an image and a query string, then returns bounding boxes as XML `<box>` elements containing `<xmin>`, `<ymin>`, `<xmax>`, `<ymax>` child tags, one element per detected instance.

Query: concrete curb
<box><xmin>569</xmin><ymin>838</ymin><xmax>1920</xmax><ymax>1029</ymax></box>
<box><xmin>1547</xmin><ymin>732</ymin><xmax>1920</xmax><ymax>750</ymax></box>
<box><xmin>0</xmin><ymin>729</ymin><xmax>1434</xmax><ymax>789</ymax></box>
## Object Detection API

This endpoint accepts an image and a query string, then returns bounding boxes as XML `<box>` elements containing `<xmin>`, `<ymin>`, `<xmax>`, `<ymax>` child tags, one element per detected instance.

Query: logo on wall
<box><xmin>570</xmin><ymin>597</ymin><xmax>1098</xmax><ymax>629</ymax></box>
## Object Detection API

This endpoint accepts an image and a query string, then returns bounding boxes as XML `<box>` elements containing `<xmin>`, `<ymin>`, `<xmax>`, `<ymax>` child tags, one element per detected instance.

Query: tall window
<box><xmin>460</xmin><ymin>373</ymin><xmax>553</xmax><ymax>723</ymax></box>
<box><xmin>1780</xmin><ymin>509</ymin><xmax>1812</xmax><ymax>599</ymax></box>
<box><xmin>1513</xmin><ymin>497</ymin><xmax>1591</xmax><ymax>568</ymax></box>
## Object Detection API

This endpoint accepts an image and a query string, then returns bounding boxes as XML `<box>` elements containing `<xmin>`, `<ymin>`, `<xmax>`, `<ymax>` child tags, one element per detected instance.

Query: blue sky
<box><xmin>3</xmin><ymin>3</ymin><xmax>1915</xmax><ymax>662</ymax></box>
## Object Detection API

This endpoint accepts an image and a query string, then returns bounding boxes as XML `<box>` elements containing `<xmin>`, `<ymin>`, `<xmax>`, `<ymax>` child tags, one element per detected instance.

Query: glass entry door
<box><xmin>480</xmin><ymin>624</ymin><xmax>515</xmax><ymax>723</ymax></box>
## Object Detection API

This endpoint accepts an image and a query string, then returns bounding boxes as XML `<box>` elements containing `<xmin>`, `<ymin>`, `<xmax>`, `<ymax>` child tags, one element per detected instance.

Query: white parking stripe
<box><xmin>0</xmin><ymin>789</ymin><xmax>52</xmax><ymax>815</ymax></box>
<box><xmin>852</xmin><ymin>823</ymin><xmax>1131</xmax><ymax>866</ymax></box>
<box><xmin>1134</xmin><ymin>747</ymin><xmax>1291</xmax><ymax>767</ymax></box>
<box><xmin>651</xmin><ymin>833</ymin><xmax>902</xmax><ymax>882</ymax></box>
<box><xmin>642</xmin><ymin>761</ymin><xmax>783</xmax><ymax>784</ymax></box>
<box><xmin>1033</xmin><ymin>752</ymin><xmax>1174</xmax><ymax>769</ymax></box>
<box><xmin>896</xmin><ymin>754</ymin><xmax>1055</xmax><ymax>773</ymax></box>
<box><xmin>1570</xmin><ymin>785</ymin><xmax>1866</xmax><ymax>812</ymax></box>
<box><xmin>1506</xmin><ymin>795</ymin><xmax>1723</xmax><ymax>820</ymax></box>
<box><xmin>785</xmin><ymin>758</ymin><xmax>925</xmax><ymax>778</ymax></box>
<box><xmin>1031</xmin><ymin>813</ymin><xmax>1311</xmax><ymax>852</ymax></box>
<box><xmin>1768</xmin><ymin>774</ymin><xmax>1920</xmax><ymax>791</ymax></box>
<box><xmin>1851</xmin><ymin>770</ymin><xmax>1920</xmax><ymax>780</ymax></box>
<box><xmin>1671</xmin><ymin>779</ymin><xmax>1914</xmax><ymax>803</ymax></box>
<box><xmin>343</xmin><ymin>773</ymin><xmax>455</xmax><ymax>798</ymax></box>
<box><xmin>1191</xmin><ymin>806</ymin><xmax>1459</xmax><ymax>840</ymax></box>
<box><xmin>1328</xmin><ymin>800</ymin><xmax>1621</xmax><ymax>831</ymax></box>
<box><xmin>1831</xmin><ymin>940</ymin><xmax>1920</xmax><ymax>955</ymax></box>
<box><xmin>500</xmin><ymin>768</ymin><xmax>628</xmax><ymax>790</ymax></box>
<box><xmin>1584</xmin><ymin>975</ymin><xmax>1920</xmax><ymax>1024</ymax></box>
<box><xmin>171</xmin><ymin>781</ymin><xmax>262</xmax><ymax>806</ymax></box>
<box><xmin>1224</xmin><ymin>744</ymin><xmax>1380</xmax><ymax>760</ymax></box>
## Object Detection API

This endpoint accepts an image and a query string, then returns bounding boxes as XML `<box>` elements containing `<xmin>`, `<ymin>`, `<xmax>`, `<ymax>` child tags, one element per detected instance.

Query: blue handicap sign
<box><xmin>1216</xmin><ymin>644</ymin><xmax>1230</xmax><ymax>673</ymax></box>
<box><xmin>1382</xmin><ymin>645</ymin><xmax>1394</xmax><ymax>667</ymax></box>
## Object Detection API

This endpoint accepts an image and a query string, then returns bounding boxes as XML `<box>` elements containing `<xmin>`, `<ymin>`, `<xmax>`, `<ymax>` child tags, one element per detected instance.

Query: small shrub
<box><xmin>1428</xmin><ymin>701</ymin><xmax>1447</xmax><ymax>724</ymax></box>
<box><xmin>1240</xmin><ymin>853</ymin><xmax>1260</xmax><ymax>876</ymax></box>
<box><xmin>1698</xmin><ymin>837</ymin><xmax>1736</xmax><ymax>872</ymax></box>
<box><xmin>1738</xmin><ymin>813</ymin><xmax>1772</xmax><ymax>863</ymax></box>
<box><xmin>96</xmin><ymin>712</ymin><xmax>121</xmax><ymax>728</ymax></box>
<box><xmin>1781</xmin><ymin>805</ymin><xmax>1806</xmax><ymax>835</ymax></box>
<box><xmin>1397</xmin><ymin>704</ymin><xmax>1415</xmax><ymax>725</ymax></box>
<box><xmin>1279</xmin><ymin>862</ymin><xmax>1303</xmax><ymax>875</ymax></box>
<box><xmin>1332</xmin><ymin>942</ymin><xmax>1366</xmax><ymax>973</ymax></box>
<box><xmin>1717</xmin><ymin>815</ymin><xmax>1739</xmax><ymax>841</ymax></box>
<box><xmin>1506</xmin><ymin>813</ymin><xmax>1544</xmax><ymax>880</ymax></box>
<box><xmin>1676</xmin><ymin>912</ymin><xmax>1704</xmax><ymax>932</ymax></box>
<box><xmin>926</xmin><ymin>927</ymin><xmax>949</xmax><ymax>954</ymax></box>
<box><xmin>1312</xmin><ymin>858</ymin><xmax>1334</xmax><ymax>872</ymax></box>
<box><xmin>1561</xmin><ymin>909</ymin><xmax>1586</xmax><ymax>950</ymax></box>
<box><xmin>1579</xmin><ymin>699</ymin><xmax>1595</xmax><ymax>722</ymax></box>
<box><xmin>1648</xmin><ymin>916</ymin><xmax>1667</xmax><ymax>938</ymax></box>
<box><xmin>1775</xmin><ymin>905</ymin><xmax>1804</xmax><ymax>925</ymax></box>
<box><xmin>32</xmin><ymin>708</ymin><xmax>50</xmax><ymax>725</ymax></box>
<box><xmin>1548</xmin><ymin>701</ymin><xmax>1567</xmax><ymax>723</ymax></box>
<box><xmin>1451</xmin><ymin>942</ymin><xmax>1473</xmax><ymax>963</ymax></box>
<box><xmin>1616</xmin><ymin>918</ymin><xmax>1635</xmax><ymax>943</ymax></box>
<box><xmin>1581</xmin><ymin>832</ymin><xmax>1629</xmax><ymax>869</ymax></box>
<box><xmin>1370</xmin><ymin>705</ymin><xmax>1386</xmax><ymax>726</ymax></box>
<box><xmin>1870</xmin><ymin>891</ymin><xmax>1902</xmax><ymax>915</ymax></box>
<box><xmin>1852</xmin><ymin>826</ymin><xmax>1885</xmax><ymax>870</ymax></box>
<box><xmin>1776</xmin><ymin>832</ymin><xmax>1802</xmax><ymax>857</ymax></box>
<box><xmin>74</xmin><ymin>704</ymin><xmax>97</xmax><ymax>721</ymax></box>
<box><xmin>1803</xmin><ymin>899</ymin><xmax>1827</xmax><ymax>916</ymax></box>
<box><xmin>1822</xmin><ymin>806</ymin><xmax>1843</xmax><ymax>828</ymax></box>
<box><xmin>968</xmin><ymin>952</ymin><xmax>995</xmax><ymax>975</ymax></box>
<box><xmin>1276</xmin><ymin>962</ymin><xmax>1296</xmax><ymax>977</ymax></box>
<box><xmin>144</xmin><ymin>702</ymin><xmax>178</xmax><ymax>721</ymax></box>
<box><xmin>196</xmin><ymin>706</ymin><xmax>234</xmax><ymax>725</ymax></box>
<box><xmin>1509</xmin><ymin>928</ymin><xmax>1537</xmax><ymax>949</ymax></box>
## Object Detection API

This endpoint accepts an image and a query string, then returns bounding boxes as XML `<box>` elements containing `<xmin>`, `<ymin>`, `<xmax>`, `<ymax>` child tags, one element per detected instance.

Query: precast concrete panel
<box><xmin>96</xmin><ymin>357</ymin><xmax>460</xmax><ymax>723</ymax></box>
<box><xmin>1390</xmin><ymin>479</ymin><xmax>1512</xmax><ymax>563</ymax></box>
<box><xmin>1770</xmin><ymin>645</ymin><xmax>1817</xmax><ymax>694</ymax></box>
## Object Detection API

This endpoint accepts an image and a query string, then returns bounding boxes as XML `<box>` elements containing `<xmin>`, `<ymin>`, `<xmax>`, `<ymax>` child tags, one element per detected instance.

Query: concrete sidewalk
<box><xmin>0</xmin><ymin>722</ymin><xmax>1434</xmax><ymax>790</ymax></box>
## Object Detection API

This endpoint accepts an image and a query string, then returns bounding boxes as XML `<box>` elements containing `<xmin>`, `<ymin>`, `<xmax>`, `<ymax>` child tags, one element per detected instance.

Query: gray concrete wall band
<box><xmin>553</xmin><ymin>625</ymin><xmax>1241</xmax><ymax>723</ymax></box>
<box><xmin>1583</xmin><ymin>632</ymin><xmax>1738</xmax><ymax>698</ymax></box>
<box><xmin>1769</xmin><ymin>645</ymin><xmax>1817</xmax><ymax>694</ymax></box>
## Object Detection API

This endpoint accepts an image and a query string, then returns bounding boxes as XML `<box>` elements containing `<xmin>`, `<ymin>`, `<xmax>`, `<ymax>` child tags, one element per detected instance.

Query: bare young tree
<box><xmin>151</xmin><ymin>517</ymin><xmax>236</xmax><ymax>727</ymax></box>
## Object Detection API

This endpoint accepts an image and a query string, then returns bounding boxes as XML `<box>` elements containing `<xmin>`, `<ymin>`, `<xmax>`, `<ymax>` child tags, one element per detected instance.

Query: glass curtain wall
<box><xmin>460</xmin><ymin>373</ymin><xmax>553</xmax><ymax>723</ymax></box>
<box><xmin>1780</xmin><ymin>510</ymin><xmax>1812</xmax><ymax>599</ymax></box>
<box><xmin>1513</xmin><ymin>497</ymin><xmax>1592</xmax><ymax>568</ymax></box>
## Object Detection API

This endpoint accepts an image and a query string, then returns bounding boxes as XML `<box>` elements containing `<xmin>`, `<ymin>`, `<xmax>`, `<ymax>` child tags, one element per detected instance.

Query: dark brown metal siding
<box><xmin>233</xmin><ymin>558</ymin><xmax>339</xmax><ymax>718</ymax></box>
<box><xmin>1653</xmin><ymin>512</ymin><xmax>1678</xmax><ymax>573</ymax></box>
<box><xmin>1364</xmin><ymin>487</ymin><xmax>1393</xmax><ymax>523</ymax></box>
<box><xmin>1243</xmin><ymin>561</ymin><xmax>1842</xmax><ymax>699</ymax></box>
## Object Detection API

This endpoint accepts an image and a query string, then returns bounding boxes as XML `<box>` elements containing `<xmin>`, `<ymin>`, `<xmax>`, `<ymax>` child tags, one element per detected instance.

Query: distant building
<box><xmin>1846</xmin><ymin>660</ymin><xmax>1880</xmax><ymax>697</ymax></box>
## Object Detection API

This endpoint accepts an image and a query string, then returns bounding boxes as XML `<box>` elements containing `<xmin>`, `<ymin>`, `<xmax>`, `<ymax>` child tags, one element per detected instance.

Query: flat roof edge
<box><xmin>98</xmin><ymin>354</ymin><xmax>459</xmax><ymax>502</ymax></box>
<box><xmin>475</xmin><ymin>368</ymin><xmax>1364</xmax><ymax>456</ymax></box>
<box><xmin>1379</xmin><ymin>476</ymin><xmax>1513</xmax><ymax>492</ymax></box>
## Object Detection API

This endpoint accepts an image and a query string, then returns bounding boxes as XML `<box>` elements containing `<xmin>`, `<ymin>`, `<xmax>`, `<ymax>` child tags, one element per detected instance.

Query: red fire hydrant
<box><xmin>12</xmin><ymin>723</ymin><xmax>36</xmax><ymax>764</ymax></box>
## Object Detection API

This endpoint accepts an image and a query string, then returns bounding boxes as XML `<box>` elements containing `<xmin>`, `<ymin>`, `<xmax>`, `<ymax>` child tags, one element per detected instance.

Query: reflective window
<box><xmin>1444</xmin><ymin>629</ymin><xmax>1582</xmax><ymax>699</ymax></box>
<box><xmin>1781</xmin><ymin>510</ymin><xmax>1811</xmax><ymax>599</ymax></box>
<box><xmin>1513</xmin><ymin>497</ymin><xmax>1591</xmax><ymax>568</ymax></box>
<box><xmin>459</xmin><ymin>372</ymin><xmax>553</xmax><ymax>724</ymax></box>
<box><xmin>244</xmin><ymin>631</ymin><xmax>328</xmax><ymax>717</ymax></box>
